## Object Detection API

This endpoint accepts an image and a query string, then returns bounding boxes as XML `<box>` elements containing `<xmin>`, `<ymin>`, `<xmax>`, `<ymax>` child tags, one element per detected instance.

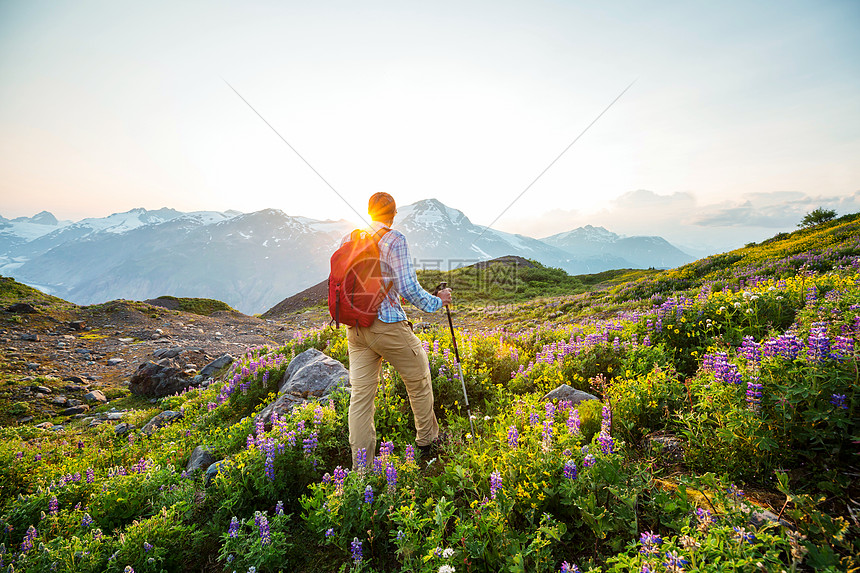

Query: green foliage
<box><xmin>150</xmin><ymin>295</ymin><xmax>236</xmax><ymax>316</ymax></box>
<box><xmin>799</xmin><ymin>207</ymin><xmax>837</xmax><ymax>228</ymax></box>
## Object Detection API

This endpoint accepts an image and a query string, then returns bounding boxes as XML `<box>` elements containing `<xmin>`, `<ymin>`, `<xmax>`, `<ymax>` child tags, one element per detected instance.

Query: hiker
<box><xmin>343</xmin><ymin>192</ymin><xmax>452</xmax><ymax>468</ymax></box>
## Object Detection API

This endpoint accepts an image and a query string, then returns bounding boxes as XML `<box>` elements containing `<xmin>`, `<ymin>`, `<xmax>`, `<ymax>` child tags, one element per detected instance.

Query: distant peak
<box><xmin>29</xmin><ymin>211</ymin><xmax>59</xmax><ymax>225</ymax></box>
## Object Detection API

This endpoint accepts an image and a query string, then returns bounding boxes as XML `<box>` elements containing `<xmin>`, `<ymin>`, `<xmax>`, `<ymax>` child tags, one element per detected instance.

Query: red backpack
<box><xmin>328</xmin><ymin>228</ymin><xmax>392</xmax><ymax>327</ymax></box>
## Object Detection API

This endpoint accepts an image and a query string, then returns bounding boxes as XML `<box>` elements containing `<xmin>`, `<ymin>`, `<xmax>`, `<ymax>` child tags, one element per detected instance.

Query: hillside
<box><xmin>0</xmin><ymin>217</ymin><xmax>857</xmax><ymax>572</ymax></box>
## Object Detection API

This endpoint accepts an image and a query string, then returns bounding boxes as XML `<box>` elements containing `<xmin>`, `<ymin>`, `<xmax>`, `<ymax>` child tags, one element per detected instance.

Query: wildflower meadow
<box><xmin>0</xmin><ymin>215</ymin><xmax>858</xmax><ymax>572</ymax></box>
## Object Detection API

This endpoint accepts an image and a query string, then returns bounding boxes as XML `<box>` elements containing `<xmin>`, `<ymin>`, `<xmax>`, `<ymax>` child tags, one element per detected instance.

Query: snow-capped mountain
<box><xmin>0</xmin><ymin>200</ymin><xmax>692</xmax><ymax>313</ymax></box>
<box><xmin>542</xmin><ymin>225</ymin><xmax>694</xmax><ymax>269</ymax></box>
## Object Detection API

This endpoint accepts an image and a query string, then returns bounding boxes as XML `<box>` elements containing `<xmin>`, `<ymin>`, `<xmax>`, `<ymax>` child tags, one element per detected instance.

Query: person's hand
<box><xmin>438</xmin><ymin>288</ymin><xmax>452</xmax><ymax>306</ymax></box>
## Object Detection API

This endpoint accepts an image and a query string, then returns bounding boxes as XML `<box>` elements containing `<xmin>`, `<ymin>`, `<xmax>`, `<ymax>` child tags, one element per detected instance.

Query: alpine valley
<box><xmin>0</xmin><ymin>199</ymin><xmax>693</xmax><ymax>313</ymax></box>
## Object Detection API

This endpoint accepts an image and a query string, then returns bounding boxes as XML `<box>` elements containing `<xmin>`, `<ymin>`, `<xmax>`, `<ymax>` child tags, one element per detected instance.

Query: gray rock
<box><xmin>61</xmin><ymin>405</ymin><xmax>90</xmax><ymax>416</ymax></box>
<box><xmin>141</xmin><ymin>410</ymin><xmax>183</xmax><ymax>435</ymax></box>
<box><xmin>255</xmin><ymin>394</ymin><xmax>307</xmax><ymax>427</ymax></box>
<box><xmin>204</xmin><ymin>460</ymin><xmax>225</xmax><ymax>487</ymax></box>
<box><xmin>21</xmin><ymin>333</ymin><xmax>40</xmax><ymax>341</ymax></box>
<box><xmin>644</xmin><ymin>434</ymin><xmax>686</xmax><ymax>463</ymax></box>
<box><xmin>26</xmin><ymin>363</ymin><xmax>40</xmax><ymax>370</ymax></box>
<box><xmin>106</xmin><ymin>412</ymin><xmax>124</xmax><ymax>420</ymax></box>
<box><xmin>17</xmin><ymin>416</ymin><xmax>34</xmax><ymax>424</ymax></box>
<box><xmin>279</xmin><ymin>348</ymin><xmax>349</xmax><ymax>397</ymax></box>
<box><xmin>197</xmin><ymin>354</ymin><xmax>233</xmax><ymax>379</ymax></box>
<box><xmin>69</xmin><ymin>321</ymin><xmax>86</xmax><ymax>331</ymax></box>
<box><xmin>8</xmin><ymin>303</ymin><xmax>37</xmax><ymax>314</ymax></box>
<box><xmin>186</xmin><ymin>446</ymin><xmax>216</xmax><ymax>474</ymax></box>
<box><xmin>50</xmin><ymin>396</ymin><xmax>68</xmax><ymax>406</ymax></box>
<box><xmin>33</xmin><ymin>385</ymin><xmax>52</xmax><ymax>394</ymax></box>
<box><xmin>67</xmin><ymin>399</ymin><xmax>82</xmax><ymax>407</ymax></box>
<box><xmin>35</xmin><ymin>421</ymin><xmax>54</xmax><ymax>429</ymax></box>
<box><xmin>747</xmin><ymin>505</ymin><xmax>792</xmax><ymax>529</ymax></box>
<box><xmin>129</xmin><ymin>361</ymin><xmax>196</xmax><ymax>397</ymax></box>
<box><xmin>541</xmin><ymin>384</ymin><xmax>599</xmax><ymax>405</ymax></box>
<box><xmin>84</xmin><ymin>390</ymin><xmax>107</xmax><ymax>403</ymax></box>
<box><xmin>253</xmin><ymin>349</ymin><xmax>347</xmax><ymax>427</ymax></box>
<box><xmin>107</xmin><ymin>358</ymin><xmax>125</xmax><ymax>366</ymax></box>
<box><xmin>153</xmin><ymin>347</ymin><xmax>203</xmax><ymax>360</ymax></box>
<box><xmin>114</xmin><ymin>422</ymin><xmax>134</xmax><ymax>436</ymax></box>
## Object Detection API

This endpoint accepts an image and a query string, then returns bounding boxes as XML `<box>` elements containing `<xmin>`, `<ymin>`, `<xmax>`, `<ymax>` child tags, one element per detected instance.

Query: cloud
<box><xmin>500</xmin><ymin>189</ymin><xmax>860</xmax><ymax>256</ymax></box>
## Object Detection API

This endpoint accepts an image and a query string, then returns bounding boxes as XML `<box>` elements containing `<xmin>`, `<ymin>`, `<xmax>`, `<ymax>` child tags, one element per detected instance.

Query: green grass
<box><xmin>150</xmin><ymin>295</ymin><xmax>236</xmax><ymax>316</ymax></box>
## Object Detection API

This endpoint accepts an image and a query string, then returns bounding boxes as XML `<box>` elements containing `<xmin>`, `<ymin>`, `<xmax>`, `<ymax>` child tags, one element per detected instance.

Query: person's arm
<box><xmin>387</xmin><ymin>234</ymin><xmax>444</xmax><ymax>313</ymax></box>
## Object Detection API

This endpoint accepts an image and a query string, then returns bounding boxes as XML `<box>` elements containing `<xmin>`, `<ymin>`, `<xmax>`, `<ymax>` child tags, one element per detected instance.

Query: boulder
<box><xmin>204</xmin><ymin>460</ymin><xmax>225</xmax><ymax>487</ymax></box>
<box><xmin>69</xmin><ymin>321</ymin><xmax>86</xmax><ymax>331</ymax></box>
<box><xmin>541</xmin><ymin>384</ymin><xmax>599</xmax><ymax>405</ymax></box>
<box><xmin>141</xmin><ymin>410</ymin><xmax>183</xmax><ymax>435</ymax></box>
<box><xmin>129</xmin><ymin>361</ymin><xmax>198</xmax><ymax>397</ymax></box>
<box><xmin>186</xmin><ymin>446</ymin><xmax>216</xmax><ymax>474</ymax></box>
<box><xmin>254</xmin><ymin>349</ymin><xmax>348</xmax><ymax>426</ymax></box>
<box><xmin>21</xmin><ymin>333</ymin><xmax>40</xmax><ymax>341</ymax></box>
<box><xmin>279</xmin><ymin>348</ymin><xmax>349</xmax><ymax>397</ymax></box>
<box><xmin>107</xmin><ymin>358</ymin><xmax>124</xmax><ymax>366</ymax></box>
<box><xmin>255</xmin><ymin>394</ymin><xmax>308</xmax><ymax>426</ymax></box>
<box><xmin>153</xmin><ymin>347</ymin><xmax>204</xmax><ymax>360</ymax></box>
<box><xmin>197</xmin><ymin>354</ymin><xmax>234</xmax><ymax>380</ymax></box>
<box><xmin>7</xmin><ymin>303</ymin><xmax>37</xmax><ymax>314</ymax></box>
<box><xmin>84</xmin><ymin>390</ymin><xmax>107</xmax><ymax>403</ymax></box>
<box><xmin>643</xmin><ymin>433</ymin><xmax>685</xmax><ymax>463</ymax></box>
<box><xmin>50</xmin><ymin>396</ymin><xmax>68</xmax><ymax>406</ymax></box>
<box><xmin>61</xmin><ymin>405</ymin><xmax>89</xmax><ymax>416</ymax></box>
<box><xmin>32</xmin><ymin>385</ymin><xmax>52</xmax><ymax>394</ymax></box>
<box><xmin>114</xmin><ymin>422</ymin><xmax>134</xmax><ymax>436</ymax></box>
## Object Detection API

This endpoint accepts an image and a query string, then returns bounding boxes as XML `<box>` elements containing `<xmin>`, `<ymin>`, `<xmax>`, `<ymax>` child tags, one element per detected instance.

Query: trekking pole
<box><xmin>435</xmin><ymin>282</ymin><xmax>476</xmax><ymax>437</ymax></box>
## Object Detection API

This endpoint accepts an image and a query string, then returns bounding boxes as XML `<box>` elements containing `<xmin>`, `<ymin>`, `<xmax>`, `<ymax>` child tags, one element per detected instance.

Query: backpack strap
<box><xmin>374</xmin><ymin>228</ymin><xmax>394</xmax><ymax>299</ymax></box>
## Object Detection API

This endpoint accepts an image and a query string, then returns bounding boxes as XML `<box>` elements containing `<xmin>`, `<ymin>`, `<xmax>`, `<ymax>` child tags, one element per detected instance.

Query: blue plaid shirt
<box><xmin>343</xmin><ymin>221</ymin><xmax>443</xmax><ymax>323</ymax></box>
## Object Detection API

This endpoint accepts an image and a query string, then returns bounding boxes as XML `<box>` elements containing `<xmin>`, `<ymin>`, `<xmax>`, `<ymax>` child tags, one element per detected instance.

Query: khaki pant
<box><xmin>346</xmin><ymin>319</ymin><xmax>439</xmax><ymax>468</ymax></box>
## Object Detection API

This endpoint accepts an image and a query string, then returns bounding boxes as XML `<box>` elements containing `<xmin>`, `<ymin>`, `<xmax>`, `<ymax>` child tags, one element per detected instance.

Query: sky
<box><xmin>1</xmin><ymin>0</ymin><xmax>858</xmax><ymax>252</ymax></box>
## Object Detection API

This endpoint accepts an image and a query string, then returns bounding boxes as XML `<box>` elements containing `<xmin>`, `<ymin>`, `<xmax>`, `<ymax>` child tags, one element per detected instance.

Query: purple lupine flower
<box><xmin>733</xmin><ymin>526</ymin><xmax>756</xmax><ymax>544</ymax></box>
<box><xmin>583</xmin><ymin>454</ymin><xmax>596</xmax><ymax>468</ymax></box>
<box><xmin>490</xmin><ymin>470</ymin><xmax>502</xmax><ymax>499</ymax></box>
<box><xmin>529</xmin><ymin>411</ymin><xmax>539</xmax><ymax>426</ymax></box>
<box><xmin>275</xmin><ymin>500</ymin><xmax>284</xmax><ymax>515</ymax></box>
<box><xmin>727</xmin><ymin>484</ymin><xmax>744</xmax><ymax>500</ymax></box>
<box><xmin>144</xmin><ymin>542</ymin><xmax>153</xmax><ymax>553</ymax></box>
<box><xmin>265</xmin><ymin>456</ymin><xmax>275</xmax><ymax>482</ymax></box>
<box><xmin>598</xmin><ymin>434</ymin><xmax>614</xmax><ymax>455</ymax></box>
<box><xmin>302</xmin><ymin>432</ymin><xmax>318</xmax><ymax>457</ymax></box>
<box><xmin>542</xmin><ymin>420</ymin><xmax>553</xmax><ymax>445</ymax></box>
<box><xmin>739</xmin><ymin>336</ymin><xmax>762</xmax><ymax>365</ymax></box>
<box><xmin>663</xmin><ymin>550</ymin><xmax>690</xmax><ymax>572</ymax></box>
<box><xmin>567</xmin><ymin>408</ymin><xmax>580</xmax><ymax>435</ymax></box>
<box><xmin>833</xmin><ymin>336</ymin><xmax>854</xmax><ymax>360</ymax></box>
<box><xmin>831</xmin><ymin>393</ymin><xmax>848</xmax><ymax>409</ymax></box>
<box><xmin>257</xmin><ymin>513</ymin><xmax>271</xmax><ymax>546</ymax></box>
<box><xmin>372</xmin><ymin>457</ymin><xmax>384</xmax><ymax>475</ymax></box>
<box><xmin>561</xmin><ymin>562</ymin><xmax>580</xmax><ymax>573</ymax></box>
<box><xmin>563</xmin><ymin>460</ymin><xmax>578</xmax><ymax>480</ymax></box>
<box><xmin>81</xmin><ymin>513</ymin><xmax>93</xmax><ymax>528</ymax></box>
<box><xmin>746</xmin><ymin>379</ymin><xmax>763</xmax><ymax>411</ymax></box>
<box><xmin>325</xmin><ymin>527</ymin><xmax>334</xmax><ymax>538</ymax></box>
<box><xmin>333</xmin><ymin>466</ymin><xmax>348</xmax><ymax>496</ymax></box>
<box><xmin>545</xmin><ymin>401</ymin><xmax>555</xmax><ymax>420</ymax></box>
<box><xmin>86</xmin><ymin>467</ymin><xmax>94</xmax><ymax>483</ymax></box>
<box><xmin>313</xmin><ymin>405</ymin><xmax>323</xmax><ymax>426</ymax></box>
<box><xmin>124</xmin><ymin>567</ymin><xmax>134</xmax><ymax>573</ymax></box>
<box><xmin>695</xmin><ymin>507</ymin><xmax>715</xmax><ymax>531</ymax></box>
<box><xmin>601</xmin><ymin>403</ymin><xmax>612</xmax><ymax>433</ymax></box>
<box><xmin>297</xmin><ymin>420</ymin><xmax>305</xmax><ymax>433</ymax></box>
<box><xmin>807</xmin><ymin>324</ymin><xmax>831</xmax><ymax>364</ymax></box>
<box><xmin>385</xmin><ymin>462</ymin><xmax>398</xmax><ymax>493</ymax></box>
<box><xmin>228</xmin><ymin>516</ymin><xmax>240</xmax><ymax>538</ymax></box>
<box><xmin>639</xmin><ymin>531</ymin><xmax>662</xmax><ymax>555</ymax></box>
<box><xmin>21</xmin><ymin>525</ymin><xmax>38</xmax><ymax>553</ymax></box>
<box><xmin>49</xmin><ymin>496</ymin><xmax>58</xmax><ymax>516</ymax></box>
<box><xmin>286</xmin><ymin>430</ymin><xmax>296</xmax><ymax>447</ymax></box>
<box><xmin>350</xmin><ymin>537</ymin><xmax>363</xmax><ymax>564</ymax></box>
<box><xmin>364</xmin><ymin>485</ymin><xmax>374</xmax><ymax>504</ymax></box>
<box><xmin>405</xmin><ymin>444</ymin><xmax>415</xmax><ymax>464</ymax></box>
<box><xmin>378</xmin><ymin>441</ymin><xmax>395</xmax><ymax>460</ymax></box>
<box><xmin>356</xmin><ymin>448</ymin><xmax>367</xmax><ymax>472</ymax></box>
<box><xmin>507</xmin><ymin>425</ymin><xmax>519</xmax><ymax>448</ymax></box>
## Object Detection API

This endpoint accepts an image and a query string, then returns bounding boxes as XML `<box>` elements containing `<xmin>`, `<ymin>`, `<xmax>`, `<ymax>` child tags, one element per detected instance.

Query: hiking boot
<box><xmin>416</xmin><ymin>434</ymin><xmax>445</xmax><ymax>464</ymax></box>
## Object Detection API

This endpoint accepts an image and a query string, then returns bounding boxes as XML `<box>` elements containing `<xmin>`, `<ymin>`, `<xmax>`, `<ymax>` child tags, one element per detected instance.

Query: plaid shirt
<box><xmin>342</xmin><ymin>221</ymin><xmax>443</xmax><ymax>323</ymax></box>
